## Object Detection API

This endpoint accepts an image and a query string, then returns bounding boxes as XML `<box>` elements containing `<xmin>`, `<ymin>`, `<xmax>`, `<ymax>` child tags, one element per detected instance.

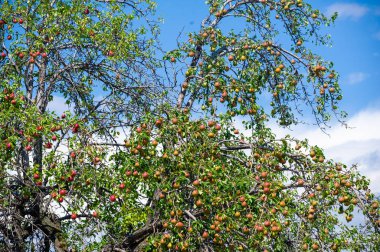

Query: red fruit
<box><xmin>193</xmin><ymin>180</ymin><xmax>200</xmax><ymax>186</ymax></box>
<box><xmin>51</xmin><ymin>192</ymin><xmax>57</xmax><ymax>198</ymax></box>
<box><xmin>36</xmin><ymin>125</ymin><xmax>43</xmax><ymax>131</ymax></box>
<box><xmin>108</xmin><ymin>50</ymin><xmax>114</xmax><ymax>57</ymax></box>
<box><xmin>36</xmin><ymin>181</ymin><xmax>42</xmax><ymax>186</ymax></box>
<box><xmin>119</xmin><ymin>183</ymin><xmax>125</xmax><ymax>189</ymax></box>
<box><xmin>175</xmin><ymin>222</ymin><xmax>184</xmax><ymax>229</ymax></box>
<box><xmin>52</xmin><ymin>135</ymin><xmax>57</xmax><ymax>141</ymax></box>
<box><xmin>41</xmin><ymin>52</ymin><xmax>47</xmax><ymax>58</ymax></box>
<box><xmin>84</xmin><ymin>8</ymin><xmax>90</xmax><ymax>15</ymax></box>
<box><xmin>6</xmin><ymin>143</ymin><xmax>12</xmax><ymax>149</ymax></box>
<box><xmin>297</xmin><ymin>179</ymin><xmax>305</xmax><ymax>186</ymax></box>
<box><xmin>1</xmin><ymin>52</ymin><xmax>6</xmax><ymax>58</ymax></box>
<box><xmin>94</xmin><ymin>157</ymin><xmax>101</xmax><ymax>164</ymax></box>
<box><xmin>19</xmin><ymin>53</ymin><xmax>24</xmax><ymax>58</ymax></box>
<box><xmin>171</xmin><ymin>118</ymin><xmax>178</xmax><ymax>124</ymax></box>
<box><xmin>125</xmin><ymin>170</ymin><xmax>132</xmax><ymax>176</ymax></box>
<box><xmin>61</xmin><ymin>113</ymin><xmax>66</xmax><ymax>119</ymax></box>
<box><xmin>133</xmin><ymin>171</ymin><xmax>139</xmax><ymax>176</ymax></box>
<box><xmin>7</xmin><ymin>35</ymin><xmax>12</xmax><ymax>40</ymax></box>
<box><xmin>58</xmin><ymin>197</ymin><xmax>64</xmax><ymax>203</ymax></box>
<box><xmin>67</xmin><ymin>176</ymin><xmax>74</xmax><ymax>182</ymax></box>
<box><xmin>214</xmin><ymin>124</ymin><xmax>221</xmax><ymax>130</ymax></box>
<box><xmin>92</xmin><ymin>211</ymin><xmax>98</xmax><ymax>218</ymax></box>
<box><xmin>191</xmin><ymin>189</ymin><xmax>199</xmax><ymax>197</ymax></box>
<box><xmin>136</xmin><ymin>127</ymin><xmax>142</xmax><ymax>133</ymax></box>
<box><xmin>70</xmin><ymin>152</ymin><xmax>76</xmax><ymax>158</ymax></box>
<box><xmin>142</xmin><ymin>172</ymin><xmax>149</xmax><ymax>179</ymax></box>
<box><xmin>109</xmin><ymin>194</ymin><xmax>116</xmax><ymax>202</ymax></box>
<box><xmin>155</xmin><ymin>119</ymin><xmax>162</xmax><ymax>127</ymax></box>
<box><xmin>195</xmin><ymin>199</ymin><xmax>202</xmax><ymax>206</ymax></box>
<box><xmin>59</xmin><ymin>189</ymin><xmax>67</xmax><ymax>196</ymax></box>
<box><xmin>71</xmin><ymin>170</ymin><xmax>77</xmax><ymax>177</ymax></box>
<box><xmin>72</xmin><ymin>123</ymin><xmax>79</xmax><ymax>133</ymax></box>
<box><xmin>33</xmin><ymin>173</ymin><xmax>40</xmax><ymax>180</ymax></box>
<box><xmin>71</xmin><ymin>213</ymin><xmax>77</xmax><ymax>220</ymax></box>
<box><xmin>199</xmin><ymin>124</ymin><xmax>206</xmax><ymax>131</ymax></box>
<box><xmin>44</xmin><ymin>142</ymin><xmax>52</xmax><ymax>149</ymax></box>
<box><xmin>11</xmin><ymin>99</ymin><xmax>16</xmax><ymax>105</ymax></box>
<box><xmin>208</xmin><ymin>120</ymin><xmax>215</xmax><ymax>127</ymax></box>
<box><xmin>202</xmin><ymin>231</ymin><xmax>209</xmax><ymax>238</ymax></box>
<box><xmin>18</xmin><ymin>19</ymin><xmax>23</xmax><ymax>24</ymax></box>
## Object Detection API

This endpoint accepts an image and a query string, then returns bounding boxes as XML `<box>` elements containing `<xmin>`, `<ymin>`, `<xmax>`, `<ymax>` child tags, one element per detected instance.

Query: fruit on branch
<box><xmin>109</xmin><ymin>194</ymin><xmax>116</xmax><ymax>202</ymax></box>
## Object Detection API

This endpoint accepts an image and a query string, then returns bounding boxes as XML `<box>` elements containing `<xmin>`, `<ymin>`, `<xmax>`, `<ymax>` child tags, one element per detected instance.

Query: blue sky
<box><xmin>153</xmin><ymin>0</ymin><xmax>380</xmax><ymax>193</ymax></box>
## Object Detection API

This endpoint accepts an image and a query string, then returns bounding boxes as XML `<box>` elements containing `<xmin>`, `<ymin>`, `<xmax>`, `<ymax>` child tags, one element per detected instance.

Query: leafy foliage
<box><xmin>0</xmin><ymin>0</ymin><xmax>379</xmax><ymax>251</ymax></box>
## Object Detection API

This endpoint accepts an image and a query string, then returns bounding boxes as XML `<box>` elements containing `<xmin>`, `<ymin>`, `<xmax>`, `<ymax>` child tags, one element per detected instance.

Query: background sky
<box><xmin>49</xmin><ymin>1</ymin><xmax>380</xmax><ymax>193</ymax></box>
<box><xmin>153</xmin><ymin>0</ymin><xmax>380</xmax><ymax>193</ymax></box>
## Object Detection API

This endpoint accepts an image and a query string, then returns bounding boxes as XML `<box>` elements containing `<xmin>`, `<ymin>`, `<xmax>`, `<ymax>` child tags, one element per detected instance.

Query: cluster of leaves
<box><xmin>0</xmin><ymin>0</ymin><xmax>379</xmax><ymax>252</ymax></box>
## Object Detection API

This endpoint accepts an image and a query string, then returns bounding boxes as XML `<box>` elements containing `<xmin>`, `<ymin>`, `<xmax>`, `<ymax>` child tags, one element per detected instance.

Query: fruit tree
<box><xmin>0</xmin><ymin>0</ymin><xmax>379</xmax><ymax>251</ymax></box>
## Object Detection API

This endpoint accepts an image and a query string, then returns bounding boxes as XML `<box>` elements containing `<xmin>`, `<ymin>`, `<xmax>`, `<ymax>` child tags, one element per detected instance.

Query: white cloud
<box><xmin>346</xmin><ymin>72</ymin><xmax>368</xmax><ymax>85</ymax></box>
<box><xmin>272</xmin><ymin>107</ymin><xmax>380</xmax><ymax>193</ymax></box>
<box><xmin>326</xmin><ymin>3</ymin><xmax>369</xmax><ymax>20</ymax></box>
<box><xmin>235</xmin><ymin>105</ymin><xmax>380</xmax><ymax>193</ymax></box>
<box><xmin>47</xmin><ymin>96</ymin><xmax>71</xmax><ymax>115</ymax></box>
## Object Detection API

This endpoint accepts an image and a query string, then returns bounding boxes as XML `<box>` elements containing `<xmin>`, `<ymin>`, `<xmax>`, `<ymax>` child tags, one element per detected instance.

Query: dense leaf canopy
<box><xmin>0</xmin><ymin>0</ymin><xmax>379</xmax><ymax>251</ymax></box>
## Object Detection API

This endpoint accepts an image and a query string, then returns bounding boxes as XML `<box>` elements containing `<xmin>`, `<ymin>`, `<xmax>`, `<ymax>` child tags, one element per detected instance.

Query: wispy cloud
<box><xmin>326</xmin><ymin>3</ymin><xmax>369</xmax><ymax>20</ymax></box>
<box><xmin>236</xmin><ymin>105</ymin><xmax>380</xmax><ymax>193</ymax></box>
<box><xmin>271</xmin><ymin>106</ymin><xmax>380</xmax><ymax>193</ymax></box>
<box><xmin>346</xmin><ymin>72</ymin><xmax>368</xmax><ymax>85</ymax></box>
<box><xmin>374</xmin><ymin>31</ymin><xmax>380</xmax><ymax>41</ymax></box>
<box><xmin>375</xmin><ymin>7</ymin><xmax>380</xmax><ymax>16</ymax></box>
